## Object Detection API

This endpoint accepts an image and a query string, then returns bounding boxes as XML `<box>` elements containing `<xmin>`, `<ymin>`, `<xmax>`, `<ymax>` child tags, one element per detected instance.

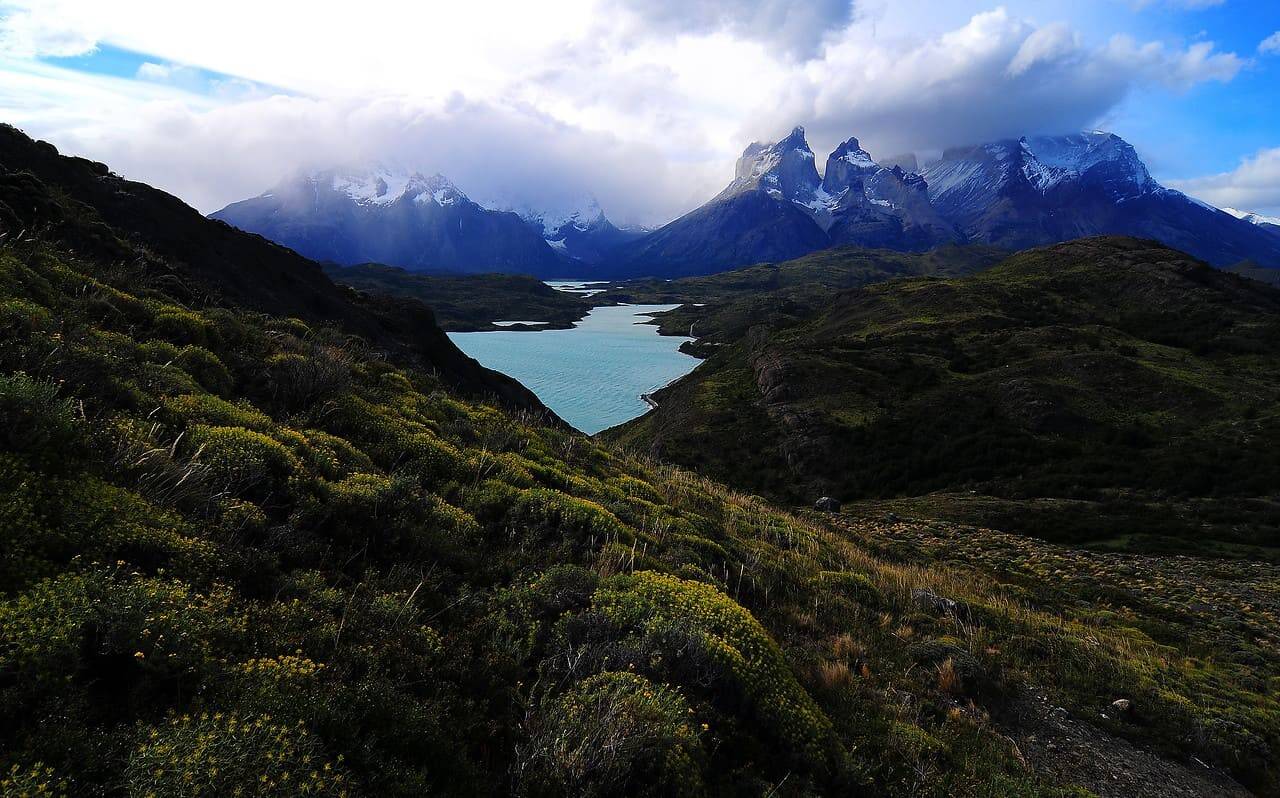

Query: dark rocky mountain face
<box><xmin>0</xmin><ymin>125</ymin><xmax>551</xmax><ymax>413</ymax></box>
<box><xmin>615</xmin><ymin>128</ymin><xmax>1280</xmax><ymax>279</ymax></box>
<box><xmin>211</xmin><ymin>168</ymin><xmax>568</xmax><ymax>278</ymax></box>
<box><xmin>211</xmin><ymin>128</ymin><xmax>1280</xmax><ymax>281</ymax></box>
<box><xmin>605</xmin><ymin>188</ymin><xmax>831</xmax><ymax>279</ymax></box>
<box><xmin>546</xmin><ymin>214</ymin><xmax>646</xmax><ymax>263</ymax></box>
<box><xmin>607</xmin><ymin>128</ymin><xmax>958</xmax><ymax>279</ymax></box>
<box><xmin>920</xmin><ymin>133</ymin><xmax>1280</xmax><ymax>267</ymax></box>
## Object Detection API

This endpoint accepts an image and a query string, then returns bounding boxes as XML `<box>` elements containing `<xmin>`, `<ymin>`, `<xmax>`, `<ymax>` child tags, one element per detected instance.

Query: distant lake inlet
<box><xmin>448</xmin><ymin>302</ymin><xmax>698</xmax><ymax>434</ymax></box>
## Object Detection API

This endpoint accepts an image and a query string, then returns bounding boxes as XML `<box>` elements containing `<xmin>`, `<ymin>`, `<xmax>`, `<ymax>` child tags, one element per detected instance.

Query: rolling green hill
<box><xmin>322</xmin><ymin>263</ymin><xmax>592</xmax><ymax>331</ymax></box>
<box><xmin>1</xmin><ymin>130</ymin><xmax>1276</xmax><ymax>797</ymax></box>
<box><xmin>609</xmin><ymin>237</ymin><xmax>1280</xmax><ymax>558</ymax></box>
<box><xmin>597</xmin><ymin>244</ymin><xmax>1006</xmax><ymax>357</ymax></box>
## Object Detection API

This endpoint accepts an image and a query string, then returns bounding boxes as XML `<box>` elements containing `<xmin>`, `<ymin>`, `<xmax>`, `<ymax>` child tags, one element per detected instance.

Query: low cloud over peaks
<box><xmin>0</xmin><ymin>0</ymin><xmax>1261</xmax><ymax>227</ymax></box>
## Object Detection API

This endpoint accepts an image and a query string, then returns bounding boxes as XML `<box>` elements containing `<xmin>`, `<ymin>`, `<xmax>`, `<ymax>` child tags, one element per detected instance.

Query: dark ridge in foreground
<box><xmin>0</xmin><ymin>125</ymin><xmax>549</xmax><ymax>415</ymax></box>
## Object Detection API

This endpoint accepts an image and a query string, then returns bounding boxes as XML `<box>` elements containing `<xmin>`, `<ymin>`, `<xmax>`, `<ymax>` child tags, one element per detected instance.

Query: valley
<box><xmin>607</xmin><ymin>237</ymin><xmax>1280</xmax><ymax>561</ymax></box>
<box><xmin>4</xmin><ymin>117</ymin><xmax>1280</xmax><ymax>798</ymax></box>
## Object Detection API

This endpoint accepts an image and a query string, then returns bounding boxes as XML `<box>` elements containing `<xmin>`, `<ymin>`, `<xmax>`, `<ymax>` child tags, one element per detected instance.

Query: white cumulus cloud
<box><xmin>1170</xmin><ymin>147</ymin><xmax>1280</xmax><ymax>216</ymax></box>
<box><xmin>0</xmin><ymin>0</ymin><xmax>1255</xmax><ymax>225</ymax></box>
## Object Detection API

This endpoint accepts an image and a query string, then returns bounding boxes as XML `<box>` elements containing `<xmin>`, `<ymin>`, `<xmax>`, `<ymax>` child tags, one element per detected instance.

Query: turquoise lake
<box><xmin>448</xmin><ymin>303</ymin><xmax>698</xmax><ymax>434</ymax></box>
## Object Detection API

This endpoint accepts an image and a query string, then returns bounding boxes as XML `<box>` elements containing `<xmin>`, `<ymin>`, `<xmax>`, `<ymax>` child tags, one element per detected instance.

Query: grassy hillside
<box><xmin>609</xmin><ymin>238</ymin><xmax>1280</xmax><ymax>557</ymax></box>
<box><xmin>5</xmin><ymin>235</ymin><xmax>1277</xmax><ymax>797</ymax></box>
<box><xmin>0</xmin><ymin>126</ymin><xmax>546</xmax><ymax>413</ymax></box>
<box><xmin>1</xmin><ymin>138</ymin><xmax>1276</xmax><ymax>796</ymax></box>
<box><xmin>323</xmin><ymin>264</ymin><xmax>592</xmax><ymax>331</ymax></box>
<box><xmin>598</xmin><ymin>245</ymin><xmax>1006</xmax><ymax>357</ymax></box>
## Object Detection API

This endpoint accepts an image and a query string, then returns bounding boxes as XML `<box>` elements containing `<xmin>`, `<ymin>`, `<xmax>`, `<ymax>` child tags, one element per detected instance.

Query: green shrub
<box><xmin>394</xmin><ymin>432</ymin><xmax>465</xmax><ymax>486</ymax></box>
<box><xmin>299</xmin><ymin>429</ymin><xmax>374</xmax><ymax>480</ymax></box>
<box><xmin>592</xmin><ymin>571</ymin><xmax>842</xmax><ymax>776</ymax></box>
<box><xmin>0</xmin><ymin>373</ymin><xmax>80</xmax><ymax>469</ymax></box>
<box><xmin>124</xmin><ymin>713</ymin><xmax>349</xmax><ymax>798</ymax></box>
<box><xmin>59</xmin><ymin>476</ymin><xmax>217</xmax><ymax>580</ymax></box>
<box><xmin>264</xmin><ymin>350</ymin><xmax>350</xmax><ymax>411</ymax></box>
<box><xmin>175</xmin><ymin>346</ymin><xmax>234</xmax><ymax>395</ymax></box>
<box><xmin>137</xmin><ymin>338</ymin><xmax>182</xmax><ymax>364</ymax></box>
<box><xmin>150</xmin><ymin>306</ymin><xmax>214</xmax><ymax>347</ymax></box>
<box><xmin>517</xmin><ymin>671</ymin><xmax>703</xmax><ymax>798</ymax></box>
<box><xmin>0</xmin><ymin>571</ymin><xmax>236</xmax><ymax>709</ymax></box>
<box><xmin>512</xmin><ymin>488</ymin><xmax>633</xmax><ymax>546</ymax></box>
<box><xmin>813</xmin><ymin>570</ymin><xmax>883</xmax><ymax>608</ymax></box>
<box><xmin>0</xmin><ymin>297</ymin><xmax>50</xmax><ymax>336</ymax></box>
<box><xmin>164</xmin><ymin>394</ymin><xmax>272</xmax><ymax>432</ymax></box>
<box><xmin>188</xmin><ymin>424</ymin><xmax>299</xmax><ymax>498</ymax></box>
<box><xmin>0</xmin><ymin>454</ymin><xmax>59</xmax><ymax>591</ymax></box>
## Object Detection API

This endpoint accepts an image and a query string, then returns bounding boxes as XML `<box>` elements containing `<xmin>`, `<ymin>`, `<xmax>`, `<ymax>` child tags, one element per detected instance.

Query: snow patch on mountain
<box><xmin>1022</xmin><ymin>133</ymin><xmax>1154</xmax><ymax>198</ymax></box>
<box><xmin>1225</xmin><ymin>207</ymin><xmax>1280</xmax><ymax>227</ymax></box>
<box><xmin>325</xmin><ymin>167</ymin><xmax>469</xmax><ymax>208</ymax></box>
<box><xmin>481</xmin><ymin>195</ymin><xmax>606</xmax><ymax>237</ymax></box>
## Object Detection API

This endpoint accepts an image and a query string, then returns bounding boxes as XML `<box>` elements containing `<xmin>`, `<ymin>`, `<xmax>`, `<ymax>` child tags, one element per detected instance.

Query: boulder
<box><xmin>813</xmin><ymin>496</ymin><xmax>842</xmax><ymax>512</ymax></box>
<box><xmin>912</xmin><ymin>588</ymin><xmax>973</xmax><ymax>622</ymax></box>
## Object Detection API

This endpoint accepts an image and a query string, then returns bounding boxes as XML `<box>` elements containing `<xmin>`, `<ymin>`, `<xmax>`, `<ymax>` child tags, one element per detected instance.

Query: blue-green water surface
<box><xmin>448</xmin><ymin>304</ymin><xmax>696</xmax><ymax>434</ymax></box>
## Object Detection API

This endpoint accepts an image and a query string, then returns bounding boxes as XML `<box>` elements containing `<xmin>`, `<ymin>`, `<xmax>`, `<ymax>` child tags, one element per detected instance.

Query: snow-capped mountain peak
<box><xmin>831</xmin><ymin>137</ymin><xmax>877</xmax><ymax>170</ymax></box>
<box><xmin>407</xmin><ymin>173</ymin><xmax>468</xmax><ymax>206</ymax></box>
<box><xmin>482</xmin><ymin>195</ymin><xmax>606</xmax><ymax>237</ymax></box>
<box><xmin>923</xmin><ymin>131</ymin><xmax>1158</xmax><ymax>219</ymax></box>
<box><xmin>1224</xmin><ymin>207</ymin><xmax>1280</xmax><ymax>227</ymax></box>
<box><xmin>322</xmin><ymin>166</ymin><xmax>470</xmax><ymax>207</ymax></box>
<box><xmin>1020</xmin><ymin>133</ymin><xmax>1154</xmax><ymax>198</ymax></box>
<box><xmin>722</xmin><ymin>126</ymin><xmax>821</xmax><ymax>202</ymax></box>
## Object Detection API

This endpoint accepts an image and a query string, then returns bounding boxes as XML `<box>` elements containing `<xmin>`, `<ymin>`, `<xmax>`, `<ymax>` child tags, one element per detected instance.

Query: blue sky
<box><xmin>0</xmin><ymin>0</ymin><xmax>1277</xmax><ymax>222</ymax></box>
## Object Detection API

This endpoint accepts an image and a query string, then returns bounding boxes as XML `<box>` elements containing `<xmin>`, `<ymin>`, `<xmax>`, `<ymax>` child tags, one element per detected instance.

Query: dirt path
<box><xmin>1006</xmin><ymin>688</ymin><xmax>1251</xmax><ymax>797</ymax></box>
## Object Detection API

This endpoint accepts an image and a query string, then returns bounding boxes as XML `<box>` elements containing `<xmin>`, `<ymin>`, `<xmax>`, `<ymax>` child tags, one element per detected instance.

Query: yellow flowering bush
<box><xmin>0</xmin><ymin>297</ymin><xmax>51</xmax><ymax>336</ymax></box>
<box><xmin>518</xmin><ymin>671</ymin><xmax>703</xmax><ymax>797</ymax></box>
<box><xmin>297</xmin><ymin>430</ymin><xmax>373</xmax><ymax>480</ymax></box>
<box><xmin>0</xmin><ymin>373</ymin><xmax>80</xmax><ymax>466</ymax></box>
<box><xmin>187</xmin><ymin>425</ymin><xmax>299</xmax><ymax>496</ymax></box>
<box><xmin>0</xmin><ymin>761</ymin><xmax>69</xmax><ymax>798</ymax></box>
<box><xmin>592</xmin><ymin>571</ymin><xmax>842</xmax><ymax>776</ymax></box>
<box><xmin>60</xmin><ymin>476</ymin><xmax>217</xmax><ymax>580</ymax></box>
<box><xmin>124</xmin><ymin>713</ymin><xmax>349</xmax><ymax>798</ymax></box>
<box><xmin>164</xmin><ymin>394</ymin><xmax>272</xmax><ymax>432</ymax></box>
<box><xmin>512</xmin><ymin>488</ymin><xmax>633</xmax><ymax>546</ymax></box>
<box><xmin>149</xmin><ymin>305</ymin><xmax>214</xmax><ymax>347</ymax></box>
<box><xmin>175</xmin><ymin>345</ymin><xmax>234</xmax><ymax>396</ymax></box>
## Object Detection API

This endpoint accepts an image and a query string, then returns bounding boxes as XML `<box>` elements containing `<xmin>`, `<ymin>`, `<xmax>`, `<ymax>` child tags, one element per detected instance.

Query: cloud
<box><xmin>1128</xmin><ymin>0</ymin><xmax>1226</xmax><ymax>9</ymax></box>
<box><xmin>1169</xmin><ymin>148</ymin><xmax>1280</xmax><ymax>215</ymax></box>
<box><xmin>1104</xmin><ymin>36</ymin><xmax>1243</xmax><ymax>88</ymax></box>
<box><xmin>2</xmin><ymin>65</ymin><xmax>719</xmax><ymax>226</ymax></box>
<box><xmin>0</xmin><ymin>1</ymin><xmax>1252</xmax><ymax>226</ymax></box>
<box><xmin>0</xmin><ymin>4</ymin><xmax>100</xmax><ymax>57</ymax></box>
<box><xmin>1007</xmin><ymin>23</ymin><xmax>1083</xmax><ymax>76</ymax></box>
<box><xmin>602</xmin><ymin>0</ymin><xmax>853</xmax><ymax>60</ymax></box>
<box><xmin>1261</xmin><ymin>31</ymin><xmax>1280</xmax><ymax>55</ymax></box>
<box><xmin>134</xmin><ymin>61</ymin><xmax>206</xmax><ymax>91</ymax></box>
<box><xmin>745</xmin><ymin>8</ymin><xmax>1242</xmax><ymax>162</ymax></box>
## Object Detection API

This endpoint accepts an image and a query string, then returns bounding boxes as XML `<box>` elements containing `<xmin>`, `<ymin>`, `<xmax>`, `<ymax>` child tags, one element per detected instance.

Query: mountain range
<box><xmin>609</xmin><ymin>128</ymin><xmax>1280</xmax><ymax>277</ymax></box>
<box><xmin>212</xmin><ymin>128</ymin><xmax>1280</xmax><ymax>281</ymax></box>
<box><xmin>210</xmin><ymin>168</ymin><xmax>648</xmax><ymax>276</ymax></box>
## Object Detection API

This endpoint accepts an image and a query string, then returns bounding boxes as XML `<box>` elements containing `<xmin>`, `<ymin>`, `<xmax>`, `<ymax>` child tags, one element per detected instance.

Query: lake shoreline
<box><xmin>448</xmin><ymin>301</ymin><xmax>698</xmax><ymax>435</ymax></box>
